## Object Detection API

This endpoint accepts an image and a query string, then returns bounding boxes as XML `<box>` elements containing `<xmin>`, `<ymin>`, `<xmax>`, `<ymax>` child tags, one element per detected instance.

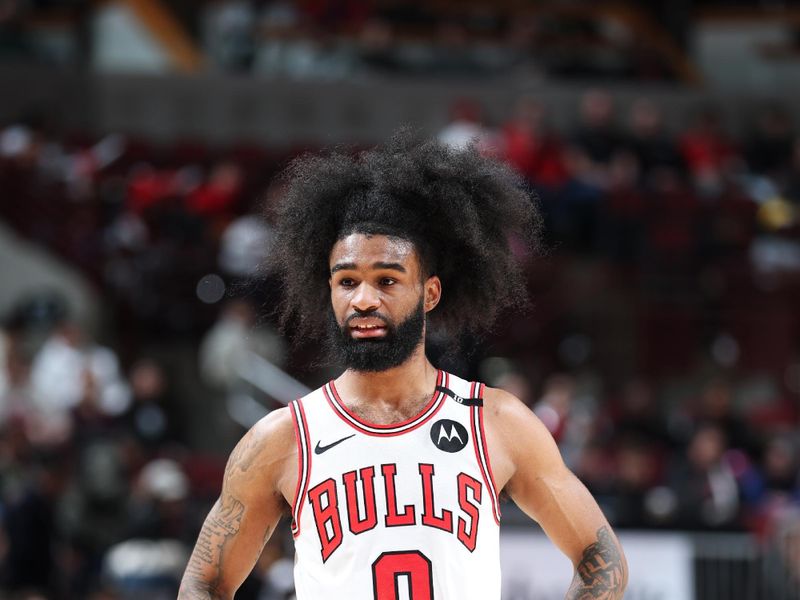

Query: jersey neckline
<box><xmin>324</xmin><ymin>369</ymin><xmax>448</xmax><ymax>437</ymax></box>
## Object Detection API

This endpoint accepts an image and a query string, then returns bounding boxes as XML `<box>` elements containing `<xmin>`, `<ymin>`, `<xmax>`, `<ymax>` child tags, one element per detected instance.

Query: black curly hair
<box><xmin>265</xmin><ymin>129</ymin><xmax>541</xmax><ymax>348</ymax></box>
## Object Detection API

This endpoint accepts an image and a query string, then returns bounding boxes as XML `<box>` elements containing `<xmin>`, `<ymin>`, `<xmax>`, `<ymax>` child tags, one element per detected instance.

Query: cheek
<box><xmin>330</xmin><ymin>288</ymin><xmax>349</xmax><ymax>318</ymax></box>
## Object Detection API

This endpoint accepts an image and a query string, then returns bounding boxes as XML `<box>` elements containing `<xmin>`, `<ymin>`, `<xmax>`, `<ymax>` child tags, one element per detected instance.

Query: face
<box><xmin>328</xmin><ymin>233</ymin><xmax>441</xmax><ymax>372</ymax></box>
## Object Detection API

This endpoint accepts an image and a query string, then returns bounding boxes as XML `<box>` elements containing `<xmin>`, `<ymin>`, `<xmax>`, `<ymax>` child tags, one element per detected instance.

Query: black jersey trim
<box><xmin>435</xmin><ymin>385</ymin><xmax>483</xmax><ymax>406</ymax></box>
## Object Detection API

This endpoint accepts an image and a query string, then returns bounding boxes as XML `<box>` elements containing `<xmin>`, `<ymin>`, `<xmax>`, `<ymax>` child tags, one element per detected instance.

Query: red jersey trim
<box><xmin>289</xmin><ymin>398</ymin><xmax>312</xmax><ymax>537</ymax></box>
<box><xmin>324</xmin><ymin>370</ymin><xmax>447</xmax><ymax>437</ymax></box>
<box><xmin>470</xmin><ymin>382</ymin><xmax>501</xmax><ymax>525</ymax></box>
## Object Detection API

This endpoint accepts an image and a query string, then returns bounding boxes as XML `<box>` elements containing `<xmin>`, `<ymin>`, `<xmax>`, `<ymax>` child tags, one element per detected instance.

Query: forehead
<box><xmin>329</xmin><ymin>233</ymin><xmax>420</xmax><ymax>270</ymax></box>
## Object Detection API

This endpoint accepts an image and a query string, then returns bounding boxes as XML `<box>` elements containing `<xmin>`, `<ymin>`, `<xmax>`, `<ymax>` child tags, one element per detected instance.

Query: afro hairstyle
<box><xmin>264</xmin><ymin>129</ymin><xmax>542</xmax><ymax>347</ymax></box>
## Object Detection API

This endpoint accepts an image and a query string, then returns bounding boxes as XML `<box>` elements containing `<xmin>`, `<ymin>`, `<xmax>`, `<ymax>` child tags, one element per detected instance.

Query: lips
<box><xmin>348</xmin><ymin>317</ymin><xmax>389</xmax><ymax>339</ymax></box>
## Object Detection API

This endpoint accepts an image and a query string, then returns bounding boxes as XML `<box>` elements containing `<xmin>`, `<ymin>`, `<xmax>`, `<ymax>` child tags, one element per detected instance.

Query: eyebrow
<box><xmin>330</xmin><ymin>261</ymin><xmax>408</xmax><ymax>274</ymax></box>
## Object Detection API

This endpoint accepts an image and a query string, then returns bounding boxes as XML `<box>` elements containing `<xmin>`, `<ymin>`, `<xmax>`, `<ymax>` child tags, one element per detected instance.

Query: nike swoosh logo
<box><xmin>314</xmin><ymin>434</ymin><xmax>356</xmax><ymax>455</ymax></box>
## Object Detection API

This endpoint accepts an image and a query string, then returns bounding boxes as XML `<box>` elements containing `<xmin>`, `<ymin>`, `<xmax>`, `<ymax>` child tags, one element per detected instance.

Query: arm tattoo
<box><xmin>566</xmin><ymin>526</ymin><xmax>626</xmax><ymax>600</ymax></box>
<box><xmin>179</xmin><ymin>494</ymin><xmax>245</xmax><ymax>599</ymax></box>
<box><xmin>179</xmin><ymin>437</ymin><xmax>255</xmax><ymax>599</ymax></box>
<box><xmin>227</xmin><ymin>432</ymin><xmax>259</xmax><ymax>474</ymax></box>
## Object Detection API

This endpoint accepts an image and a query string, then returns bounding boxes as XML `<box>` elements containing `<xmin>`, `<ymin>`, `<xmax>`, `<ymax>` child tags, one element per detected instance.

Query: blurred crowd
<box><xmin>3</xmin><ymin>0</ymin><xmax>775</xmax><ymax>81</ymax></box>
<box><xmin>6</xmin><ymin>0</ymin><xmax>800</xmax><ymax>89</ymax></box>
<box><xmin>198</xmin><ymin>0</ymin><xmax>682</xmax><ymax>81</ymax></box>
<box><xmin>1</xmin><ymin>88</ymin><xmax>800</xmax><ymax>597</ymax></box>
<box><xmin>0</xmin><ymin>308</ymin><xmax>293</xmax><ymax>598</ymax></box>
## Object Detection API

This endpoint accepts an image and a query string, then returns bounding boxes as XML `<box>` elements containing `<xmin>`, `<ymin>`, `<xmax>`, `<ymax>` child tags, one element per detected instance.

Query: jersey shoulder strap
<box><xmin>436</xmin><ymin>372</ymin><xmax>483</xmax><ymax>406</ymax></box>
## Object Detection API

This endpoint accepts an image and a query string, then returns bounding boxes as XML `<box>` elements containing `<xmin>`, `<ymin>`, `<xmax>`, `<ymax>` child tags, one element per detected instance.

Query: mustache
<box><xmin>343</xmin><ymin>310</ymin><xmax>392</xmax><ymax>328</ymax></box>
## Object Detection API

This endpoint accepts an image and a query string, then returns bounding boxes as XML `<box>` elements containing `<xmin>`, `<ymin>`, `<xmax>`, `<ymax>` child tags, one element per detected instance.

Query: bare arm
<box><xmin>178</xmin><ymin>407</ymin><xmax>296</xmax><ymax>599</ymax></box>
<box><xmin>483</xmin><ymin>389</ymin><xmax>628</xmax><ymax>599</ymax></box>
<box><xmin>565</xmin><ymin>525</ymin><xmax>626</xmax><ymax>599</ymax></box>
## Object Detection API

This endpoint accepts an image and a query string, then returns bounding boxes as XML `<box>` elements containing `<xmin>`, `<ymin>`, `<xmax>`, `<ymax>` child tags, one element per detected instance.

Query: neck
<box><xmin>336</xmin><ymin>343</ymin><xmax>437</xmax><ymax>410</ymax></box>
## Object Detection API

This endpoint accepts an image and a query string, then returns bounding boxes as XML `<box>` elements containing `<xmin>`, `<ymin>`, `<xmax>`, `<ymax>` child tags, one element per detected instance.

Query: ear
<box><xmin>423</xmin><ymin>275</ymin><xmax>442</xmax><ymax>313</ymax></box>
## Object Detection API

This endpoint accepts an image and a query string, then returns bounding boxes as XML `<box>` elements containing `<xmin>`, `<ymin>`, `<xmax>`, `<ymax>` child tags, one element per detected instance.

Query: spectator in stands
<box><xmin>127</xmin><ymin>458</ymin><xmax>192</xmax><ymax>542</ymax></box>
<box><xmin>0</xmin><ymin>123</ymin><xmax>37</xmax><ymax>167</ymax></box>
<box><xmin>573</xmin><ymin>438</ymin><xmax>613</xmax><ymax>494</ymax></box>
<box><xmin>185</xmin><ymin>161</ymin><xmax>244</xmax><ymax>219</ymax></box>
<box><xmin>117</xmin><ymin>359</ymin><xmax>181</xmax><ymax>454</ymax></box>
<box><xmin>356</xmin><ymin>16</ymin><xmax>399</xmax><ymax>72</ymax></box>
<box><xmin>642</xmin><ymin>166</ymin><xmax>698</xmax><ymax>269</ymax></box>
<box><xmin>29</xmin><ymin>321</ymin><xmax>131</xmax><ymax>439</ymax></box>
<box><xmin>500</xmin><ymin>96</ymin><xmax>568</xmax><ymax>189</ymax></box>
<box><xmin>104</xmin><ymin>459</ymin><xmax>192</xmax><ymax>597</ymax></box>
<box><xmin>570</xmin><ymin>88</ymin><xmax>624</xmax><ymax>167</ymax></box>
<box><xmin>679</xmin><ymin>107</ymin><xmax>739</xmax><ymax>198</ymax></box>
<box><xmin>666</xmin><ymin>423</ymin><xmax>742</xmax><ymax>530</ymax></box>
<box><xmin>599</xmin><ymin>150</ymin><xmax>646</xmax><ymax>263</ymax></box>
<box><xmin>626</xmin><ymin>98</ymin><xmax>683</xmax><ymax>175</ymax></box>
<box><xmin>126</xmin><ymin>163</ymin><xmax>178</xmax><ymax>215</ymax></box>
<box><xmin>553</xmin><ymin>88</ymin><xmax>627</xmax><ymax>252</ymax></box>
<box><xmin>102</xmin><ymin>537</ymin><xmax>187</xmax><ymax>600</ymax></box>
<box><xmin>740</xmin><ymin>435</ymin><xmax>800</xmax><ymax>525</ymax></box>
<box><xmin>202</xmin><ymin>0</ymin><xmax>257</xmax><ymax>71</ymax></box>
<box><xmin>492</xmin><ymin>368</ymin><xmax>535</xmax><ymax>408</ymax></box>
<box><xmin>745</xmin><ymin>105</ymin><xmax>795</xmax><ymax>176</ymax></box>
<box><xmin>607</xmin><ymin>438</ymin><xmax>664</xmax><ymax>529</ymax></box>
<box><xmin>532</xmin><ymin>373</ymin><xmax>595</xmax><ymax>469</ymax></box>
<box><xmin>611</xmin><ymin>378</ymin><xmax>672</xmax><ymax>450</ymax></box>
<box><xmin>199</xmin><ymin>298</ymin><xmax>286</xmax><ymax>391</ymax></box>
<box><xmin>437</xmin><ymin>98</ymin><xmax>494</xmax><ymax>152</ymax></box>
<box><xmin>532</xmin><ymin>372</ymin><xmax>575</xmax><ymax>443</ymax></box>
<box><xmin>0</xmin><ymin>447</ymin><xmax>69</xmax><ymax>596</ymax></box>
<box><xmin>0</xmin><ymin>329</ymin><xmax>40</xmax><ymax>439</ymax></box>
<box><xmin>238</xmin><ymin>531</ymin><xmax>295</xmax><ymax>600</ymax></box>
<box><xmin>430</xmin><ymin>22</ymin><xmax>478</xmax><ymax>76</ymax></box>
<box><xmin>558</xmin><ymin>147</ymin><xmax>605</xmax><ymax>252</ymax></box>
<box><xmin>695</xmin><ymin>378</ymin><xmax>759</xmax><ymax>459</ymax></box>
<box><xmin>58</xmin><ymin>439</ymin><xmax>132</xmax><ymax>595</ymax></box>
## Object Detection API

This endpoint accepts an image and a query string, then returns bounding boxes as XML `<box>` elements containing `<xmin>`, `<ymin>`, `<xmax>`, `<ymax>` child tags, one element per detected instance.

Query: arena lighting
<box><xmin>195</xmin><ymin>273</ymin><xmax>226</xmax><ymax>304</ymax></box>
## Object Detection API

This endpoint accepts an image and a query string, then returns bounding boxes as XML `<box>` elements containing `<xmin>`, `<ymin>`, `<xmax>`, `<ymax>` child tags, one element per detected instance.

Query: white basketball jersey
<box><xmin>288</xmin><ymin>370</ymin><xmax>502</xmax><ymax>600</ymax></box>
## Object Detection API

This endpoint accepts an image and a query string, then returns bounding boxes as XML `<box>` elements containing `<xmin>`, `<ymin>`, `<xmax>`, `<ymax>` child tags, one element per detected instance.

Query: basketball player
<box><xmin>179</xmin><ymin>133</ymin><xmax>628</xmax><ymax>599</ymax></box>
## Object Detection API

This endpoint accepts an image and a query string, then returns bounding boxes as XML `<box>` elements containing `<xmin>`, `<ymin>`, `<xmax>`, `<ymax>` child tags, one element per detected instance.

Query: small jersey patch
<box><xmin>435</xmin><ymin>385</ymin><xmax>483</xmax><ymax>406</ymax></box>
<box><xmin>430</xmin><ymin>419</ymin><xmax>469</xmax><ymax>452</ymax></box>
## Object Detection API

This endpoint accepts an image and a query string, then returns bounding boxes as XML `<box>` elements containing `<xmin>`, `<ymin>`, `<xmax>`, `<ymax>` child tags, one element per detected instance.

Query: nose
<box><xmin>351</xmin><ymin>282</ymin><xmax>380</xmax><ymax>313</ymax></box>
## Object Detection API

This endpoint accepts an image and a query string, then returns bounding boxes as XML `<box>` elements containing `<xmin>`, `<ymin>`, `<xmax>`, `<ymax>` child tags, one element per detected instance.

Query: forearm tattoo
<box><xmin>566</xmin><ymin>526</ymin><xmax>626</xmax><ymax>600</ymax></box>
<box><xmin>178</xmin><ymin>495</ymin><xmax>244</xmax><ymax>598</ymax></box>
<box><xmin>179</xmin><ymin>434</ymin><xmax>260</xmax><ymax>599</ymax></box>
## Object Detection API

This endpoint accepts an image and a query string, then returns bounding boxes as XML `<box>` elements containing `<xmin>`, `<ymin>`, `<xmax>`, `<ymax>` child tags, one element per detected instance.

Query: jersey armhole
<box><xmin>289</xmin><ymin>399</ymin><xmax>312</xmax><ymax>538</ymax></box>
<box><xmin>470</xmin><ymin>382</ymin><xmax>501</xmax><ymax>525</ymax></box>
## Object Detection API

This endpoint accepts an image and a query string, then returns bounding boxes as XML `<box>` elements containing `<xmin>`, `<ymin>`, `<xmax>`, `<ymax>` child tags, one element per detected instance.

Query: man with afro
<box><xmin>179</xmin><ymin>132</ymin><xmax>628</xmax><ymax>599</ymax></box>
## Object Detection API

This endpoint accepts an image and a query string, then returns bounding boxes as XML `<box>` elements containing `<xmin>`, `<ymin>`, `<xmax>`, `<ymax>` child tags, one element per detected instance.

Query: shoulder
<box><xmin>481</xmin><ymin>385</ymin><xmax>529</xmax><ymax>417</ymax></box>
<box><xmin>250</xmin><ymin>405</ymin><xmax>296</xmax><ymax>442</ymax></box>
<box><xmin>480</xmin><ymin>385</ymin><xmax>563</xmax><ymax>465</ymax></box>
<box><xmin>481</xmin><ymin>386</ymin><xmax>546</xmax><ymax>434</ymax></box>
<box><xmin>243</xmin><ymin>406</ymin><xmax>297</xmax><ymax>463</ymax></box>
<box><xmin>224</xmin><ymin>406</ymin><xmax>297</xmax><ymax>496</ymax></box>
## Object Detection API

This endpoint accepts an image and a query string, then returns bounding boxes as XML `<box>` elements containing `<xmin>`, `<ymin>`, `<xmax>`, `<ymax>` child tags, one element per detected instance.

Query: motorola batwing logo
<box><xmin>430</xmin><ymin>419</ymin><xmax>469</xmax><ymax>453</ymax></box>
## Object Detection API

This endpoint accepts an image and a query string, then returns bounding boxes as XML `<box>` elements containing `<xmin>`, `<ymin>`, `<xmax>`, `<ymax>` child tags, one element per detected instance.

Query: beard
<box><xmin>326</xmin><ymin>297</ymin><xmax>426</xmax><ymax>372</ymax></box>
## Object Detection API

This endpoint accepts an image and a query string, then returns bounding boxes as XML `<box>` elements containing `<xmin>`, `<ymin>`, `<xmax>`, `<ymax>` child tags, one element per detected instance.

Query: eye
<box><xmin>339</xmin><ymin>278</ymin><xmax>356</xmax><ymax>287</ymax></box>
<box><xmin>380</xmin><ymin>277</ymin><xmax>396</xmax><ymax>286</ymax></box>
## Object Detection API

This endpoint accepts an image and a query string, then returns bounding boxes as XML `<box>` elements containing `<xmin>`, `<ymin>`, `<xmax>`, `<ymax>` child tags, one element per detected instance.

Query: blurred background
<box><xmin>1</xmin><ymin>0</ymin><xmax>800</xmax><ymax>598</ymax></box>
